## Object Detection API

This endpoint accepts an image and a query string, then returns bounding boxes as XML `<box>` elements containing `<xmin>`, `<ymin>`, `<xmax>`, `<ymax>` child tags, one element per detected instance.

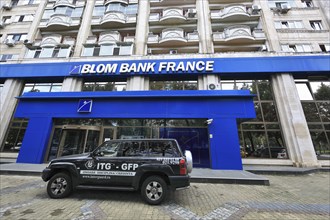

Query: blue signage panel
<box><xmin>1</xmin><ymin>55</ymin><xmax>329</xmax><ymax>79</ymax></box>
<box><xmin>77</xmin><ymin>99</ymin><xmax>93</xmax><ymax>113</ymax></box>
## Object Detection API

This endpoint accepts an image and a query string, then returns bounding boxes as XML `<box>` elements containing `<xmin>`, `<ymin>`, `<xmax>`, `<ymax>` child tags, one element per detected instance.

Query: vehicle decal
<box><xmin>80</xmin><ymin>170</ymin><xmax>136</xmax><ymax>176</ymax></box>
<box><xmin>85</xmin><ymin>160</ymin><xmax>96</xmax><ymax>169</ymax></box>
<box><xmin>156</xmin><ymin>158</ymin><xmax>180</xmax><ymax>165</ymax></box>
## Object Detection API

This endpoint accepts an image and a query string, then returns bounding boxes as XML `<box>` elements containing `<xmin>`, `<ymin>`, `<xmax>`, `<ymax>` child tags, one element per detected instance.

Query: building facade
<box><xmin>0</xmin><ymin>0</ymin><xmax>329</xmax><ymax>169</ymax></box>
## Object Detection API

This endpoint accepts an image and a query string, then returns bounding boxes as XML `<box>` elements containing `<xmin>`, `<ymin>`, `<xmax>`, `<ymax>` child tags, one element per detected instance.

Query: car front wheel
<box><xmin>141</xmin><ymin>176</ymin><xmax>167</xmax><ymax>205</ymax></box>
<box><xmin>47</xmin><ymin>172</ymin><xmax>72</xmax><ymax>199</ymax></box>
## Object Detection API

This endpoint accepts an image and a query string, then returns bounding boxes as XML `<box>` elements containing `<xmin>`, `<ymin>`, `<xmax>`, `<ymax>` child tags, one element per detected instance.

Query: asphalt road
<box><xmin>0</xmin><ymin>172</ymin><xmax>329</xmax><ymax>219</ymax></box>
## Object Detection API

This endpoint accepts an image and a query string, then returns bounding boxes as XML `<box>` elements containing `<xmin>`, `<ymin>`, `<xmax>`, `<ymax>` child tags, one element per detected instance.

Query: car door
<box><xmin>77</xmin><ymin>141</ymin><xmax>122</xmax><ymax>186</ymax></box>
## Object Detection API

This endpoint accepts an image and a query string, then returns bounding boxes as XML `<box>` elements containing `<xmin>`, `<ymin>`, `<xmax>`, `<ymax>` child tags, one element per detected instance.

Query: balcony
<box><xmin>148</xmin><ymin>28</ymin><xmax>199</xmax><ymax>46</ymax></box>
<box><xmin>91</xmin><ymin>11</ymin><xmax>136</xmax><ymax>27</ymax></box>
<box><xmin>40</xmin><ymin>35</ymin><xmax>62</xmax><ymax>47</ymax></box>
<box><xmin>39</xmin><ymin>14</ymin><xmax>81</xmax><ymax>30</ymax></box>
<box><xmin>104</xmin><ymin>0</ymin><xmax>128</xmax><ymax>5</ymax></box>
<box><xmin>160</xmin><ymin>8</ymin><xmax>186</xmax><ymax>23</ymax></box>
<box><xmin>98</xmin><ymin>31</ymin><xmax>121</xmax><ymax>45</ymax></box>
<box><xmin>213</xmin><ymin>25</ymin><xmax>265</xmax><ymax>43</ymax></box>
<box><xmin>211</xmin><ymin>5</ymin><xmax>260</xmax><ymax>22</ymax></box>
<box><xmin>53</xmin><ymin>0</ymin><xmax>76</xmax><ymax>8</ymax></box>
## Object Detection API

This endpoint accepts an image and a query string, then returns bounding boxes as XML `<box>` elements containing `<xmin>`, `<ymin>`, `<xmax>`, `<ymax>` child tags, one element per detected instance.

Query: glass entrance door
<box><xmin>57</xmin><ymin>129</ymin><xmax>86</xmax><ymax>157</ymax></box>
<box><xmin>48</xmin><ymin>126</ymin><xmax>101</xmax><ymax>160</ymax></box>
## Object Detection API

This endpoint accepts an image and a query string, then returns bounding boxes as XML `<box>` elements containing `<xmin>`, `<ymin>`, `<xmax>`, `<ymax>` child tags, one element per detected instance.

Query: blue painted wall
<box><xmin>14</xmin><ymin>90</ymin><xmax>255</xmax><ymax>170</ymax></box>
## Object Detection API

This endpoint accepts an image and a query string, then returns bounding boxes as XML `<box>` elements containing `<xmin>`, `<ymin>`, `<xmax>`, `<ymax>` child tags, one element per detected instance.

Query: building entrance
<box><xmin>48</xmin><ymin>126</ymin><xmax>101</xmax><ymax>160</ymax></box>
<box><xmin>46</xmin><ymin>119</ymin><xmax>211</xmax><ymax>167</ymax></box>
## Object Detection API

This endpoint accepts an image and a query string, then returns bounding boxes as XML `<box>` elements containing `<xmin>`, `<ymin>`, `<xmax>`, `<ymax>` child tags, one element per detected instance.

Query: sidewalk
<box><xmin>1</xmin><ymin>155</ymin><xmax>328</xmax><ymax>186</ymax></box>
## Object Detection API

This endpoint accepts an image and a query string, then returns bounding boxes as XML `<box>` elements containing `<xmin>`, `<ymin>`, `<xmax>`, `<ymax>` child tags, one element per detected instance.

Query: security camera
<box><xmin>206</xmin><ymin>119</ymin><xmax>213</xmax><ymax>125</ymax></box>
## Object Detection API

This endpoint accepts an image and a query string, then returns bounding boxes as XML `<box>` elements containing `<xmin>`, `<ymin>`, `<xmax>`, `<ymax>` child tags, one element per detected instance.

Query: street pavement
<box><xmin>0</xmin><ymin>172</ymin><xmax>329</xmax><ymax>220</ymax></box>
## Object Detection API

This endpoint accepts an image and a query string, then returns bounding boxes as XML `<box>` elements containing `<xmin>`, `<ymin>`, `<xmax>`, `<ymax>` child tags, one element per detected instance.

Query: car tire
<box><xmin>185</xmin><ymin>150</ymin><xmax>193</xmax><ymax>173</ymax></box>
<box><xmin>141</xmin><ymin>176</ymin><xmax>167</xmax><ymax>205</ymax></box>
<box><xmin>47</xmin><ymin>172</ymin><xmax>72</xmax><ymax>199</ymax></box>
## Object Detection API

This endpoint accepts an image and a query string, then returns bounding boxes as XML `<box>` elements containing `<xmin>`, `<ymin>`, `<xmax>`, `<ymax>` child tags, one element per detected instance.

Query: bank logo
<box><xmin>85</xmin><ymin>160</ymin><xmax>96</xmax><ymax>169</ymax></box>
<box><xmin>77</xmin><ymin>99</ymin><xmax>93</xmax><ymax>113</ymax></box>
<box><xmin>69</xmin><ymin>65</ymin><xmax>82</xmax><ymax>75</ymax></box>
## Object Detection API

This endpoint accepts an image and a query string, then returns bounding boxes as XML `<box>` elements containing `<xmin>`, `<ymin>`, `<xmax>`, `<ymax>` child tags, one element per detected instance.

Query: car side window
<box><xmin>96</xmin><ymin>141</ymin><xmax>121</xmax><ymax>157</ymax></box>
<box><xmin>148</xmin><ymin>142</ymin><xmax>163</xmax><ymax>157</ymax></box>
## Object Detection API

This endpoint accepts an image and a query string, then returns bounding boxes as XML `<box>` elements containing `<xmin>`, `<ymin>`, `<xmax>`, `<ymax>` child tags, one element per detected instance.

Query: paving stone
<box><xmin>0</xmin><ymin>173</ymin><xmax>329</xmax><ymax>219</ymax></box>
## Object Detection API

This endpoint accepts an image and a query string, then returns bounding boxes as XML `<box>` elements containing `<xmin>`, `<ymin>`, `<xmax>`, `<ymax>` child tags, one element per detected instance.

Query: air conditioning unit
<box><xmin>251</xmin><ymin>5</ymin><xmax>261</xmax><ymax>14</ymax></box>
<box><xmin>0</xmin><ymin>21</ymin><xmax>5</xmax><ymax>29</ymax></box>
<box><xmin>280</xmin><ymin>4</ymin><xmax>291</xmax><ymax>13</ymax></box>
<box><xmin>5</xmin><ymin>39</ymin><xmax>16</xmax><ymax>46</ymax></box>
<box><xmin>2</xmin><ymin>4</ymin><xmax>12</xmax><ymax>10</ymax></box>
<box><xmin>187</xmin><ymin>8</ymin><xmax>197</xmax><ymax>18</ymax></box>
<box><xmin>147</xmin><ymin>48</ymin><xmax>152</xmax><ymax>55</ymax></box>
<box><xmin>169</xmin><ymin>49</ymin><xmax>177</xmax><ymax>54</ymax></box>
<box><xmin>208</xmin><ymin>83</ymin><xmax>220</xmax><ymax>90</ymax></box>
<box><xmin>260</xmin><ymin>45</ymin><xmax>267</xmax><ymax>51</ymax></box>
<box><xmin>23</xmin><ymin>39</ymin><xmax>33</xmax><ymax>45</ymax></box>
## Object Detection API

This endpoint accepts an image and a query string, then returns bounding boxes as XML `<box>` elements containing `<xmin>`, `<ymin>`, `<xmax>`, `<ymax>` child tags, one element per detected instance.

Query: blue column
<box><xmin>17</xmin><ymin>117</ymin><xmax>53</xmax><ymax>163</ymax></box>
<box><xmin>209</xmin><ymin>118</ymin><xmax>242</xmax><ymax>170</ymax></box>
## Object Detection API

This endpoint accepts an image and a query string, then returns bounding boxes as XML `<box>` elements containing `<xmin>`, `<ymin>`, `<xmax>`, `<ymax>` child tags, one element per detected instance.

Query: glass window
<box><xmin>310</xmin><ymin>21</ymin><xmax>323</xmax><ymax>30</ymax></box>
<box><xmin>93</xmin><ymin>6</ymin><xmax>105</xmax><ymax>16</ymax></box>
<box><xmin>150</xmin><ymin>80</ymin><xmax>198</xmax><ymax>91</ymax></box>
<box><xmin>22</xmin><ymin>83</ymin><xmax>62</xmax><ymax>94</ymax></box>
<box><xmin>119</xmin><ymin>45</ymin><xmax>132</xmax><ymax>55</ymax></box>
<box><xmin>82</xmin><ymin>46</ymin><xmax>96</xmax><ymax>56</ymax></box>
<box><xmin>42</xmin><ymin>9</ymin><xmax>53</xmax><ymax>19</ymax></box>
<box><xmin>39</xmin><ymin>48</ymin><xmax>54</xmax><ymax>58</ymax></box>
<box><xmin>302</xmin><ymin>0</ymin><xmax>313</xmax><ymax>7</ymax></box>
<box><xmin>96</xmin><ymin>141</ymin><xmax>121</xmax><ymax>157</ymax></box>
<box><xmin>106</xmin><ymin>3</ymin><xmax>126</xmax><ymax>13</ymax></box>
<box><xmin>71</xmin><ymin>7</ymin><xmax>83</xmax><ymax>17</ymax></box>
<box><xmin>99</xmin><ymin>45</ymin><xmax>114</xmax><ymax>56</ymax></box>
<box><xmin>126</xmin><ymin>4</ymin><xmax>138</xmax><ymax>15</ymax></box>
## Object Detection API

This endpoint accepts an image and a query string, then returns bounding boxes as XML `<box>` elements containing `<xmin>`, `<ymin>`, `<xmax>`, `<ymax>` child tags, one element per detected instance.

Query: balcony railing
<box><xmin>47</xmin><ymin>14</ymin><xmax>74</xmax><ymax>27</ymax></box>
<box><xmin>148</xmin><ymin>29</ymin><xmax>199</xmax><ymax>44</ymax></box>
<box><xmin>40</xmin><ymin>34</ymin><xmax>62</xmax><ymax>47</ymax></box>
<box><xmin>211</xmin><ymin>5</ymin><xmax>260</xmax><ymax>20</ymax></box>
<box><xmin>98</xmin><ymin>31</ymin><xmax>121</xmax><ymax>45</ymax></box>
<box><xmin>160</xmin><ymin>8</ymin><xmax>186</xmax><ymax>22</ymax></box>
<box><xmin>101</xmin><ymin>11</ymin><xmax>126</xmax><ymax>24</ymax></box>
<box><xmin>104</xmin><ymin>0</ymin><xmax>128</xmax><ymax>5</ymax></box>
<box><xmin>213</xmin><ymin>25</ymin><xmax>265</xmax><ymax>42</ymax></box>
<box><xmin>53</xmin><ymin>0</ymin><xmax>76</xmax><ymax>8</ymax></box>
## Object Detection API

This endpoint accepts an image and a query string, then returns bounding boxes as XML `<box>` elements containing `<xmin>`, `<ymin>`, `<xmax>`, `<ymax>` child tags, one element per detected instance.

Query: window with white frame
<box><xmin>6</xmin><ymin>34</ymin><xmax>27</xmax><ymax>42</ymax></box>
<box><xmin>281</xmin><ymin>44</ymin><xmax>312</xmax><ymax>52</ymax></box>
<box><xmin>2</xmin><ymin>16</ymin><xmax>11</xmax><ymax>24</ymax></box>
<box><xmin>0</xmin><ymin>54</ymin><xmax>19</xmax><ymax>62</ymax></box>
<box><xmin>25</xmin><ymin>46</ymin><xmax>72</xmax><ymax>58</ymax></box>
<box><xmin>93</xmin><ymin>3</ymin><xmax>138</xmax><ymax>16</ymax></box>
<box><xmin>319</xmin><ymin>44</ymin><xmax>330</xmax><ymax>52</ymax></box>
<box><xmin>11</xmin><ymin>0</ymin><xmax>19</xmax><ymax>7</ymax></box>
<box><xmin>301</xmin><ymin>0</ymin><xmax>313</xmax><ymax>7</ymax></box>
<box><xmin>268</xmin><ymin>0</ymin><xmax>295</xmax><ymax>8</ymax></box>
<box><xmin>82</xmin><ymin>44</ymin><xmax>133</xmax><ymax>56</ymax></box>
<box><xmin>274</xmin><ymin>21</ymin><xmax>303</xmax><ymax>29</ymax></box>
<box><xmin>310</xmin><ymin>21</ymin><xmax>323</xmax><ymax>30</ymax></box>
<box><xmin>14</xmin><ymin>15</ymin><xmax>34</xmax><ymax>23</ymax></box>
<box><xmin>42</xmin><ymin>6</ymin><xmax>83</xmax><ymax>19</ymax></box>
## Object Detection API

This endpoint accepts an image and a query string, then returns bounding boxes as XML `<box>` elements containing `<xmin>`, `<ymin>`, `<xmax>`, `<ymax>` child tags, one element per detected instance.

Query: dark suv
<box><xmin>42</xmin><ymin>139</ymin><xmax>192</xmax><ymax>205</ymax></box>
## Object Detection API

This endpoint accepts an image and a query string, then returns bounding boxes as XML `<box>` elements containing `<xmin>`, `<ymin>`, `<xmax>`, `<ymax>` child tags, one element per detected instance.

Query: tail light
<box><xmin>179</xmin><ymin>159</ymin><xmax>187</xmax><ymax>175</ymax></box>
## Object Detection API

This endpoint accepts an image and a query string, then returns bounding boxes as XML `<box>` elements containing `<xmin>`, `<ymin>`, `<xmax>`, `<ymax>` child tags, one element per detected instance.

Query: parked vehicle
<box><xmin>42</xmin><ymin>139</ymin><xmax>192</xmax><ymax>205</ymax></box>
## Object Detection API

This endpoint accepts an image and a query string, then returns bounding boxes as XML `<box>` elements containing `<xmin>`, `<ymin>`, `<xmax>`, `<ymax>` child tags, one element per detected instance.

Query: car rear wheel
<box><xmin>47</xmin><ymin>172</ymin><xmax>72</xmax><ymax>199</ymax></box>
<box><xmin>141</xmin><ymin>176</ymin><xmax>167</xmax><ymax>205</ymax></box>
